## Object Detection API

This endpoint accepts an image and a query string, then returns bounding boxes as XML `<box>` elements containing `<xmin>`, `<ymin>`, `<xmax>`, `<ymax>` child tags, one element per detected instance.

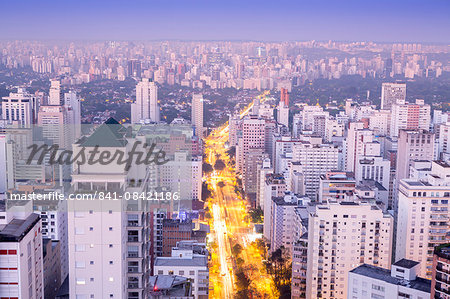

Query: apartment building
<box><xmin>396</xmin><ymin>160</ymin><xmax>450</xmax><ymax>278</ymax></box>
<box><xmin>305</xmin><ymin>202</ymin><xmax>394</xmax><ymax>299</ymax></box>
<box><xmin>431</xmin><ymin>244</ymin><xmax>450</xmax><ymax>299</ymax></box>
<box><xmin>348</xmin><ymin>259</ymin><xmax>430</xmax><ymax>299</ymax></box>
<box><xmin>0</xmin><ymin>210</ymin><xmax>43</xmax><ymax>299</ymax></box>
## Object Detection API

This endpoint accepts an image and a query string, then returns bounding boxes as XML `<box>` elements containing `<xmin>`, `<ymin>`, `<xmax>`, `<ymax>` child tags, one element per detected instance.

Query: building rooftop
<box><xmin>78</xmin><ymin>118</ymin><xmax>128</xmax><ymax>147</ymax></box>
<box><xmin>154</xmin><ymin>255</ymin><xmax>208</xmax><ymax>267</ymax></box>
<box><xmin>0</xmin><ymin>213</ymin><xmax>40</xmax><ymax>242</ymax></box>
<box><xmin>148</xmin><ymin>275</ymin><xmax>191</xmax><ymax>298</ymax></box>
<box><xmin>393</xmin><ymin>259</ymin><xmax>420</xmax><ymax>269</ymax></box>
<box><xmin>435</xmin><ymin>160</ymin><xmax>450</xmax><ymax>168</ymax></box>
<box><xmin>350</xmin><ymin>264</ymin><xmax>430</xmax><ymax>293</ymax></box>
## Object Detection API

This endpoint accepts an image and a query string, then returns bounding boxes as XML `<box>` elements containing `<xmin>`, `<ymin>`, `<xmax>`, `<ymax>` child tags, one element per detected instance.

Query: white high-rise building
<box><xmin>2</xmin><ymin>88</ymin><xmax>35</xmax><ymax>126</ymax></box>
<box><xmin>237</xmin><ymin>115</ymin><xmax>266</xmax><ymax>192</ymax></box>
<box><xmin>438</xmin><ymin>122</ymin><xmax>450</xmax><ymax>161</ymax></box>
<box><xmin>0</xmin><ymin>209</ymin><xmax>44</xmax><ymax>299</ymax></box>
<box><xmin>37</xmin><ymin>105</ymin><xmax>68</xmax><ymax>147</ymax></box>
<box><xmin>395</xmin><ymin>130</ymin><xmax>435</xmax><ymax>190</ymax></box>
<box><xmin>68</xmin><ymin>120</ymin><xmax>151</xmax><ymax>299</ymax></box>
<box><xmin>64</xmin><ymin>90</ymin><xmax>82</xmax><ymax>142</ymax></box>
<box><xmin>0</xmin><ymin>134</ymin><xmax>14</xmax><ymax>193</ymax></box>
<box><xmin>345</xmin><ymin>122</ymin><xmax>381</xmax><ymax>173</ymax></box>
<box><xmin>395</xmin><ymin>160</ymin><xmax>450</xmax><ymax>278</ymax></box>
<box><xmin>191</xmin><ymin>93</ymin><xmax>205</xmax><ymax>137</ymax></box>
<box><xmin>354</xmin><ymin>156</ymin><xmax>391</xmax><ymax>191</ymax></box>
<box><xmin>292</xmin><ymin>140</ymin><xmax>339</xmax><ymax>198</ymax></box>
<box><xmin>380</xmin><ymin>82</ymin><xmax>406</xmax><ymax>110</ymax></box>
<box><xmin>298</xmin><ymin>105</ymin><xmax>329</xmax><ymax>135</ymax></box>
<box><xmin>306</xmin><ymin>202</ymin><xmax>394</xmax><ymax>299</ymax></box>
<box><xmin>390</xmin><ymin>99</ymin><xmax>431</xmax><ymax>138</ymax></box>
<box><xmin>228</xmin><ymin>114</ymin><xmax>241</xmax><ymax>147</ymax></box>
<box><xmin>369</xmin><ymin>110</ymin><xmax>391</xmax><ymax>136</ymax></box>
<box><xmin>131</xmin><ymin>78</ymin><xmax>160</xmax><ymax>124</ymax></box>
<box><xmin>256</xmin><ymin>158</ymin><xmax>273</xmax><ymax>209</ymax></box>
<box><xmin>263</xmin><ymin>174</ymin><xmax>286</xmax><ymax>240</ymax></box>
<box><xmin>270</xmin><ymin>193</ymin><xmax>310</xmax><ymax>255</ymax></box>
<box><xmin>348</xmin><ymin>259</ymin><xmax>431</xmax><ymax>299</ymax></box>
<box><xmin>325</xmin><ymin>117</ymin><xmax>344</xmax><ymax>142</ymax></box>
<box><xmin>49</xmin><ymin>79</ymin><xmax>62</xmax><ymax>106</ymax></box>
<box><xmin>277</xmin><ymin>100</ymin><xmax>289</xmax><ymax>128</ymax></box>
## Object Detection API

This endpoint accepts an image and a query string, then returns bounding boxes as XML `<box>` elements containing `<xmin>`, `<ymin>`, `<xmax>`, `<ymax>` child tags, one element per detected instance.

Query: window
<box><xmin>75</xmin><ymin>245</ymin><xmax>86</xmax><ymax>252</ymax></box>
<box><xmin>76</xmin><ymin>261</ymin><xmax>86</xmax><ymax>268</ymax></box>
<box><xmin>75</xmin><ymin>227</ymin><xmax>85</xmax><ymax>235</ymax></box>
<box><xmin>76</xmin><ymin>278</ymin><xmax>86</xmax><ymax>285</ymax></box>
<box><xmin>372</xmin><ymin>284</ymin><xmax>385</xmax><ymax>292</ymax></box>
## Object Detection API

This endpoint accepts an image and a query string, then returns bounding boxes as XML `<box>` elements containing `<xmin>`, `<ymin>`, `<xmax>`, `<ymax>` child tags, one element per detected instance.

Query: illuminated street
<box><xmin>205</xmin><ymin>92</ymin><xmax>276</xmax><ymax>298</ymax></box>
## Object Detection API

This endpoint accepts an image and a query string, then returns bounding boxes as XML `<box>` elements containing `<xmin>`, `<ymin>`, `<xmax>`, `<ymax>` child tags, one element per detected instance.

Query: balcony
<box><xmin>128</xmin><ymin>236</ymin><xmax>140</xmax><ymax>242</ymax></box>
<box><xmin>128</xmin><ymin>252</ymin><xmax>140</xmax><ymax>258</ymax></box>
<box><xmin>128</xmin><ymin>282</ymin><xmax>140</xmax><ymax>289</ymax></box>
<box><xmin>127</xmin><ymin>221</ymin><xmax>141</xmax><ymax>227</ymax></box>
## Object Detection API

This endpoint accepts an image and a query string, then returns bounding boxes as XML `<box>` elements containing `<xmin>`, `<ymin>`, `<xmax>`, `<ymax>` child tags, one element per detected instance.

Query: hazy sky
<box><xmin>1</xmin><ymin>0</ymin><xmax>449</xmax><ymax>42</ymax></box>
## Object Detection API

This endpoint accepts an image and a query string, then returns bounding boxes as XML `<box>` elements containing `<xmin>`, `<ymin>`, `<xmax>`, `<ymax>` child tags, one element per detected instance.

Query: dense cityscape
<box><xmin>0</xmin><ymin>1</ymin><xmax>450</xmax><ymax>299</ymax></box>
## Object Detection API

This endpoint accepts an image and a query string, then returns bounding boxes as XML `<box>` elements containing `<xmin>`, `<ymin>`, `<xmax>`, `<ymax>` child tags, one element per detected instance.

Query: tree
<box><xmin>265</xmin><ymin>246</ymin><xmax>292</xmax><ymax>297</ymax></box>
<box><xmin>248</xmin><ymin>207</ymin><xmax>263</xmax><ymax>223</ymax></box>
<box><xmin>235</xmin><ymin>269</ymin><xmax>251</xmax><ymax>291</ymax></box>
<box><xmin>214</xmin><ymin>159</ymin><xmax>226</xmax><ymax>171</ymax></box>
<box><xmin>203</xmin><ymin>162</ymin><xmax>213</xmax><ymax>174</ymax></box>
<box><xmin>226</xmin><ymin>146</ymin><xmax>236</xmax><ymax>158</ymax></box>
<box><xmin>201</xmin><ymin>182</ymin><xmax>212</xmax><ymax>201</ymax></box>
<box><xmin>232</xmin><ymin>243</ymin><xmax>243</xmax><ymax>257</ymax></box>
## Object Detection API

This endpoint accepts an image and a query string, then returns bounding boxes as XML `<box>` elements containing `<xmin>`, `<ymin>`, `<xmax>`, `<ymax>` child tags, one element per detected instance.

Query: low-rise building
<box><xmin>348</xmin><ymin>259</ymin><xmax>431</xmax><ymax>299</ymax></box>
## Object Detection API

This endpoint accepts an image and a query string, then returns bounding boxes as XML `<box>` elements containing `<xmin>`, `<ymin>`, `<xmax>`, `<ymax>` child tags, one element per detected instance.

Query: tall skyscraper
<box><xmin>395</xmin><ymin>130</ymin><xmax>435</xmax><ymax>193</ymax></box>
<box><xmin>303</xmin><ymin>201</ymin><xmax>393</xmax><ymax>299</ymax></box>
<box><xmin>277</xmin><ymin>100</ymin><xmax>289</xmax><ymax>128</ymax></box>
<box><xmin>191</xmin><ymin>93</ymin><xmax>204</xmax><ymax>137</ymax></box>
<box><xmin>2</xmin><ymin>88</ymin><xmax>35</xmax><ymax>126</ymax></box>
<box><xmin>238</xmin><ymin>115</ymin><xmax>266</xmax><ymax>196</ymax></box>
<box><xmin>131</xmin><ymin>78</ymin><xmax>160</xmax><ymax>124</ymax></box>
<box><xmin>292</xmin><ymin>141</ymin><xmax>339</xmax><ymax>199</ymax></box>
<box><xmin>49</xmin><ymin>79</ymin><xmax>62</xmax><ymax>106</ymax></box>
<box><xmin>280</xmin><ymin>87</ymin><xmax>289</xmax><ymax>106</ymax></box>
<box><xmin>390</xmin><ymin>99</ymin><xmax>431</xmax><ymax>138</ymax></box>
<box><xmin>0</xmin><ymin>209</ymin><xmax>44</xmax><ymax>299</ymax></box>
<box><xmin>64</xmin><ymin>90</ymin><xmax>82</xmax><ymax>142</ymax></box>
<box><xmin>396</xmin><ymin>161</ymin><xmax>450</xmax><ymax>278</ymax></box>
<box><xmin>68</xmin><ymin>120</ymin><xmax>152</xmax><ymax>299</ymax></box>
<box><xmin>380</xmin><ymin>82</ymin><xmax>406</xmax><ymax>110</ymax></box>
